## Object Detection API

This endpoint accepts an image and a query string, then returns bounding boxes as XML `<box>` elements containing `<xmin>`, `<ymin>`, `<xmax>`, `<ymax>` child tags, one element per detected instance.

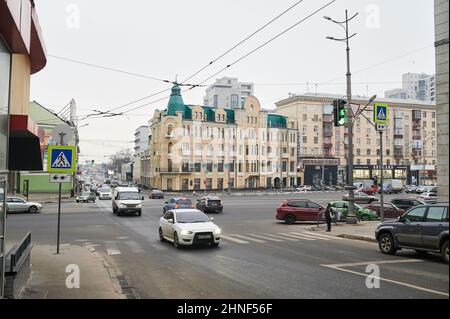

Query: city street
<box><xmin>6</xmin><ymin>191</ymin><xmax>449</xmax><ymax>299</ymax></box>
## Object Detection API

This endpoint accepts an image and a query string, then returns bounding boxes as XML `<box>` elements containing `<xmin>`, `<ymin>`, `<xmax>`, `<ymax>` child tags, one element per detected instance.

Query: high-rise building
<box><xmin>134</xmin><ymin>125</ymin><xmax>149</xmax><ymax>156</ymax></box>
<box><xmin>203</xmin><ymin>77</ymin><xmax>254</xmax><ymax>109</ymax></box>
<box><xmin>402</xmin><ymin>73</ymin><xmax>436</xmax><ymax>101</ymax></box>
<box><xmin>435</xmin><ymin>0</ymin><xmax>449</xmax><ymax>202</ymax></box>
<box><xmin>150</xmin><ymin>84</ymin><xmax>299</xmax><ymax>191</ymax></box>
<box><xmin>384</xmin><ymin>73</ymin><xmax>436</xmax><ymax>102</ymax></box>
<box><xmin>275</xmin><ymin>93</ymin><xmax>437</xmax><ymax>186</ymax></box>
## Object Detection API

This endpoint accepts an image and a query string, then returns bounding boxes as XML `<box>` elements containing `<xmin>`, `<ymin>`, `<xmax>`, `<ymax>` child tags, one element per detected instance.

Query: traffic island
<box><xmin>309</xmin><ymin>221</ymin><xmax>379</xmax><ymax>243</ymax></box>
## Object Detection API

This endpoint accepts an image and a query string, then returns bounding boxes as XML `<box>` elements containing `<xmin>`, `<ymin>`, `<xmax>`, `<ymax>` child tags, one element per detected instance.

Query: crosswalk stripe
<box><xmin>105</xmin><ymin>241</ymin><xmax>121</xmax><ymax>256</ymax></box>
<box><xmin>231</xmin><ymin>234</ymin><xmax>266</xmax><ymax>243</ymax></box>
<box><xmin>125</xmin><ymin>241</ymin><xmax>144</xmax><ymax>253</ymax></box>
<box><xmin>290</xmin><ymin>232</ymin><xmax>330</xmax><ymax>240</ymax></box>
<box><xmin>263</xmin><ymin>233</ymin><xmax>299</xmax><ymax>241</ymax></box>
<box><xmin>248</xmin><ymin>234</ymin><xmax>283</xmax><ymax>242</ymax></box>
<box><xmin>302</xmin><ymin>232</ymin><xmax>344</xmax><ymax>240</ymax></box>
<box><xmin>277</xmin><ymin>233</ymin><xmax>316</xmax><ymax>241</ymax></box>
<box><xmin>221</xmin><ymin>235</ymin><xmax>250</xmax><ymax>244</ymax></box>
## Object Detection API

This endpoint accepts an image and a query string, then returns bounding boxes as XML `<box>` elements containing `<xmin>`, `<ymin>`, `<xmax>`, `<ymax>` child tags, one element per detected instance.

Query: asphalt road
<box><xmin>5</xmin><ymin>191</ymin><xmax>449</xmax><ymax>299</ymax></box>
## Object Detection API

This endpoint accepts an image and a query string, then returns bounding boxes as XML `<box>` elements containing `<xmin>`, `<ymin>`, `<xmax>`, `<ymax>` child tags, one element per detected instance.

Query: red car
<box><xmin>364</xmin><ymin>202</ymin><xmax>405</xmax><ymax>219</ymax></box>
<box><xmin>359</xmin><ymin>185</ymin><xmax>378</xmax><ymax>195</ymax></box>
<box><xmin>276</xmin><ymin>199</ymin><xmax>325</xmax><ymax>224</ymax></box>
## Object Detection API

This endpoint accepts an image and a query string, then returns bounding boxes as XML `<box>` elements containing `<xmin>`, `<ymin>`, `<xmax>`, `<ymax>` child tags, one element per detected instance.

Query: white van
<box><xmin>112</xmin><ymin>187</ymin><xmax>143</xmax><ymax>216</ymax></box>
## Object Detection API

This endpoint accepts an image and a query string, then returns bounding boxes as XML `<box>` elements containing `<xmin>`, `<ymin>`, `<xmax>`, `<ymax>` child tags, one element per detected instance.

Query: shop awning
<box><xmin>8</xmin><ymin>114</ymin><xmax>44</xmax><ymax>171</ymax></box>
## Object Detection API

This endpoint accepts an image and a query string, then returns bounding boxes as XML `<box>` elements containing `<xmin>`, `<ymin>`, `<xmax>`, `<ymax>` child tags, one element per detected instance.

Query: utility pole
<box><xmin>379</xmin><ymin>130</ymin><xmax>385</xmax><ymax>222</ymax></box>
<box><xmin>325</xmin><ymin>10</ymin><xmax>359</xmax><ymax>224</ymax></box>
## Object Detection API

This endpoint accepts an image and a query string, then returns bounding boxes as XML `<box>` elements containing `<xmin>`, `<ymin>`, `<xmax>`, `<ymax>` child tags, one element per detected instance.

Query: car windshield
<box><xmin>153</xmin><ymin>190</ymin><xmax>163</xmax><ymax>194</ymax></box>
<box><xmin>176</xmin><ymin>211</ymin><xmax>210</xmax><ymax>223</ymax></box>
<box><xmin>81</xmin><ymin>192</ymin><xmax>90</xmax><ymax>196</ymax></box>
<box><xmin>176</xmin><ymin>199</ymin><xmax>192</xmax><ymax>205</ymax></box>
<box><xmin>99</xmin><ymin>188</ymin><xmax>110</xmax><ymax>192</ymax></box>
<box><xmin>118</xmin><ymin>192</ymin><xmax>140</xmax><ymax>200</ymax></box>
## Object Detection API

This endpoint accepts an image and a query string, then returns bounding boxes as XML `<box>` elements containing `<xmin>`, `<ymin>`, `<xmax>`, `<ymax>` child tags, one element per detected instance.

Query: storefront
<box><xmin>301</xmin><ymin>158</ymin><xmax>339</xmax><ymax>186</ymax></box>
<box><xmin>409</xmin><ymin>165</ymin><xmax>437</xmax><ymax>186</ymax></box>
<box><xmin>353</xmin><ymin>165</ymin><xmax>408</xmax><ymax>183</ymax></box>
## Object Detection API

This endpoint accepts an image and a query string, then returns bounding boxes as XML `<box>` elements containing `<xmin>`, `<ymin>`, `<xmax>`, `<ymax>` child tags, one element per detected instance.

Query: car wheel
<box><xmin>159</xmin><ymin>228</ymin><xmax>165</xmax><ymax>242</ymax></box>
<box><xmin>211</xmin><ymin>242</ymin><xmax>219</xmax><ymax>248</ymax></box>
<box><xmin>28</xmin><ymin>205</ymin><xmax>38</xmax><ymax>214</ymax></box>
<box><xmin>441</xmin><ymin>240</ymin><xmax>449</xmax><ymax>264</ymax></box>
<box><xmin>284</xmin><ymin>214</ymin><xmax>296</xmax><ymax>225</ymax></box>
<box><xmin>137</xmin><ymin>212</ymin><xmax>142</xmax><ymax>216</ymax></box>
<box><xmin>173</xmin><ymin>233</ymin><xmax>181</xmax><ymax>249</ymax></box>
<box><xmin>76</xmin><ymin>200</ymin><xmax>79</xmax><ymax>203</ymax></box>
<box><xmin>378</xmin><ymin>233</ymin><xmax>396</xmax><ymax>255</ymax></box>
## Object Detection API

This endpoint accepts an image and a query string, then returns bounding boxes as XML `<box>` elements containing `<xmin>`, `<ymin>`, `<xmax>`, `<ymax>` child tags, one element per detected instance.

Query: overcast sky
<box><xmin>29</xmin><ymin>0</ymin><xmax>436</xmax><ymax>163</ymax></box>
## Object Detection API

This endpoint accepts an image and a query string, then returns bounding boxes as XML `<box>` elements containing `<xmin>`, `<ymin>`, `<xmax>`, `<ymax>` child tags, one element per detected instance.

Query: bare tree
<box><xmin>107</xmin><ymin>149</ymin><xmax>133</xmax><ymax>173</ymax></box>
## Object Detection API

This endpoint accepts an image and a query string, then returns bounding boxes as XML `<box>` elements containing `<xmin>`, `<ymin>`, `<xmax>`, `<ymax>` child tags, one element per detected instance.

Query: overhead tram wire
<box><xmin>185</xmin><ymin>0</ymin><xmax>338</xmax><ymax>91</ymax></box>
<box><xmin>100</xmin><ymin>0</ymin><xmax>338</xmax><ymax>118</ymax></box>
<box><xmin>180</xmin><ymin>0</ymin><xmax>306</xmax><ymax>84</ymax></box>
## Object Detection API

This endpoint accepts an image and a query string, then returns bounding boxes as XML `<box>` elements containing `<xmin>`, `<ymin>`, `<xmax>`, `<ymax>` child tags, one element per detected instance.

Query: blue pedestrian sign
<box><xmin>374</xmin><ymin>103</ymin><xmax>389</xmax><ymax>124</ymax></box>
<box><xmin>47</xmin><ymin>145</ymin><xmax>76</xmax><ymax>173</ymax></box>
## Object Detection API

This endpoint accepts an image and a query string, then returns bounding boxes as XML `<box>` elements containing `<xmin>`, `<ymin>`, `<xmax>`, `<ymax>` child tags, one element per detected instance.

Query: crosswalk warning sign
<box><xmin>47</xmin><ymin>145</ymin><xmax>76</xmax><ymax>173</ymax></box>
<box><xmin>374</xmin><ymin>103</ymin><xmax>389</xmax><ymax>124</ymax></box>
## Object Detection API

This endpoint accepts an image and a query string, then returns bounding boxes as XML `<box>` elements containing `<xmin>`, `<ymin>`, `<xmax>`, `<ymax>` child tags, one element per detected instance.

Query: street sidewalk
<box><xmin>309</xmin><ymin>221</ymin><xmax>380</xmax><ymax>242</ymax></box>
<box><xmin>19</xmin><ymin>243</ymin><xmax>124</xmax><ymax>299</ymax></box>
<box><xmin>24</xmin><ymin>193</ymin><xmax>74</xmax><ymax>204</ymax></box>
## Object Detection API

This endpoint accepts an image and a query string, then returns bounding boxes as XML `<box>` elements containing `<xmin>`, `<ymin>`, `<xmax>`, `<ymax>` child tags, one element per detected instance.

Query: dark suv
<box><xmin>375</xmin><ymin>204</ymin><xmax>449</xmax><ymax>264</ymax></box>
<box><xmin>196</xmin><ymin>196</ymin><xmax>223</xmax><ymax>213</ymax></box>
<box><xmin>391</xmin><ymin>198</ymin><xmax>426</xmax><ymax>211</ymax></box>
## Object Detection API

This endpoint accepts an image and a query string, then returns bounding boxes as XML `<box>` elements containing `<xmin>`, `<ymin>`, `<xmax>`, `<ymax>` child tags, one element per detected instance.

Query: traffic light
<box><xmin>333</xmin><ymin>99</ymin><xmax>348</xmax><ymax>127</ymax></box>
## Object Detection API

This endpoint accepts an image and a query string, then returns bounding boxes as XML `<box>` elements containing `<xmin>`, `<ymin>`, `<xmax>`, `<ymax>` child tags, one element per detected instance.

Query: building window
<box><xmin>195</xmin><ymin>163</ymin><xmax>201</xmax><ymax>172</ymax></box>
<box><xmin>213</xmin><ymin>95</ymin><xmax>218</xmax><ymax>107</ymax></box>
<box><xmin>167</xmin><ymin>179</ymin><xmax>173</xmax><ymax>191</ymax></box>
<box><xmin>367</xmin><ymin>149</ymin><xmax>371</xmax><ymax>156</ymax></box>
<box><xmin>217</xmin><ymin>178</ymin><xmax>224</xmax><ymax>190</ymax></box>
<box><xmin>206</xmin><ymin>162</ymin><xmax>213</xmax><ymax>172</ymax></box>
<box><xmin>194</xmin><ymin>178</ymin><xmax>201</xmax><ymax>190</ymax></box>
<box><xmin>367</xmin><ymin>159</ymin><xmax>371</xmax><ymax>165</ymax></box>
<box><xmin>167</xmin><ymin>124</ymin><xmax>173</xmax><ymax>136</ymax></box>
<box><xmin>303</xmin><ymin>114</ymin><xmax>307</xmax><ymax>121</ymax></box>
<box><xmin>303</xmin><ymin>136</ymin><xmax>307</xmax><ymax>143</ymax></box>
<box><xmin>168</xmin><ymin>142</ymin><xmax>172</xmax><ymax>154</ymax></box>
<box><xmin>356</xmin><ymin>149</ymin><xmax>361</xmax><ymax>156</ymax></box>
<box><xmin>314</xmin><ymin>137</ymin><xmax>319</xmax><ymax>144</ymax></box>
<box><xmin>182</xmin><ymin>162</ymin><xmax>190</xmax><ymax>172</ymax></box>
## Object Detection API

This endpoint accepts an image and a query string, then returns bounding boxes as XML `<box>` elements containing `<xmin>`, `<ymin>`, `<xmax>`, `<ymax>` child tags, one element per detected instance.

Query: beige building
<box><xmin>275</xmin><ymin>93</ymin><xmax>437</xmax><ymax>186</ymax></box>
<box><xmin>150</xmin><ymin>85</ymin><xmax>300</xmax><ymax>191</ymax></box>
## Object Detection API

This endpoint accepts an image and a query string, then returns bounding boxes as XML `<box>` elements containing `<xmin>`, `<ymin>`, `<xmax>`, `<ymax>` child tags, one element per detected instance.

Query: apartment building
<box><xmin>275</xmin><ymin>93</ymin><xmax>437</xmax><ymax>186</ymax></box>
<box><xmin>203</xmin><ymin>77</ymin><xmax>254</xmax><ymax>109</ymax></box>
<box><xmin>150</xmin><ymin>84</ymin><xmax>299</xmax><ymax>191</ymax></box>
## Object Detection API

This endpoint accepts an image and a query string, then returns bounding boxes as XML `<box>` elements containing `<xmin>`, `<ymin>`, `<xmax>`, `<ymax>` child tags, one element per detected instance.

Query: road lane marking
<box><xmin>117</xmin><ymin>237</ymin><xmax>129</xmax><ymax>240</ymax></box>
<box><xmin>221</xmin><ymin>235</ymin><xmax>250</xmax><ymax>244</ymax></box>
<box><xmin>277</xmin><ymin>233</ymin><xmax>315</xmax><ymax>241</ymax></box>
<box><xmin>322</xmin><ymin>259</ymin><xmax>423</xmax><ymax>268</ymax></box>
<box><xmin>231</xmin><ymin>234</ymin><xmax>266</xmax><ymax>243</ymax></box>
<box><xmin>263</xmin><ymin>233</ymin><xmax>299</xmax><ymax>241</ymax></box>
<box><xmin>304</xmin><ymin>232</ymin><xmax>345</xmax><ymax>240</ymax></box>
<box><xmin>248</xmin><ymin>234</ymin><xmax>283</xmax><ymax>242</ymax></box>
<box><xmin>290</xmin><ymin>232</ymin><xmax>330</xmax><ymax>240</ymax></box>
<box><xmin>322</xmin><ymin>262</ymin><xmax>449</xmax><ymax>297</ymax></box>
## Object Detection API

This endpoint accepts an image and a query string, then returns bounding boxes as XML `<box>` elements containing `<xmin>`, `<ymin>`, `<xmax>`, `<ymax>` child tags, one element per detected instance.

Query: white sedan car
<box><xmin>6</xmin><ymin>197</ymin><xmax>42</xmax><ymax>213</ymax></box>
<box><xmin>159</xmin><ymin>209</ymin><xmax>221</xmax><ymax>248</ymax></box>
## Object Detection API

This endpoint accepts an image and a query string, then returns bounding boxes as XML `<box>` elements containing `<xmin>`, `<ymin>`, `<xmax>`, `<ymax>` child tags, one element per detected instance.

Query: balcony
<box><xmin>323</xmin><ymin>115</ymin><xmax>333</xmax><ymax>124</ymax></box>
<box><xmin>323</xmin><ymin>129</ymin><xmax>333</xmax><ymax>137</ymax></box>
<box><xmin>323</xmin><ymin>143</ymin><xmax>333</xmax><ymax>149</ymax></box>
<box><xmin>412</xmin><ymin>122</ymin><xmax>421</xmax><ymax>130</ymax></box>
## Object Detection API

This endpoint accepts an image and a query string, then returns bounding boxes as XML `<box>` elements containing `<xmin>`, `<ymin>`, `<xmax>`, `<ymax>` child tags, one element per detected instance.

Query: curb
<box><xmin>336</xmin><ymin>234</ymin><xmax>377</xmax><ymax>243</ymax></box>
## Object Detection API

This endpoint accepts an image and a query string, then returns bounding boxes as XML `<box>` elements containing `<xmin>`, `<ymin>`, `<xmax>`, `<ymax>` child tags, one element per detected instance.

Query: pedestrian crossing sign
<box><xmin>47</xmin><ymin>145</ymin><xmax>76</xmax><ymax>173</ymax></box>
<box><xmin>374</xmin><ymin>103</ymin><xmax>389</xmax><ymax>124</ymax></box>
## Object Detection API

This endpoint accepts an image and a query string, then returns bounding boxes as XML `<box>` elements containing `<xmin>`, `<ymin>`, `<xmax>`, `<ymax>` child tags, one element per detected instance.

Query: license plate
<box><xmin>198</xmin><ymin>235</ymin><xmax>210</xmax><ymax>239</ymax></box>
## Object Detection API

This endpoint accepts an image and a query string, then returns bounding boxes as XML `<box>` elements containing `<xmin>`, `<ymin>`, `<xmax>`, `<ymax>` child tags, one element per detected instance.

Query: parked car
<box><xmin>416</xmin><ymin>185</ymin><xmax>435</xmax><ymax>194</ymax></box>
<box><xmin>112</xmin><ymin>187</ymin><xmax>143</xmax><ymax>216</ymax></box>
<box><xmin>149</xmin><ymin>189</ymin><xmax>164</xmax><ymax>199</ymax></box>
<box><xmin>391</xmin><ymin>198</ymin><xmax>427</xmax><ymax>211</ymax></box>
<box><xmin>329</xmin><ymin>201</ymin><xmax>378</xmax><ymax>221</ymax></box>
<box><xmin>365</xmin><ymin>202</ymin><xmax>405</xmax><ymax>219</ymax></box>
<box><xmin>98</xmin><ymin>188</ymin><xmax>112</xmax><ymax>200</ymax></box>
<box><xmin>159</xmin><ymin>209</ymin><xmax>221</xmax><ymax>248</ymax></box>
<box><xmin>295</xmin><ymin>185</ymin><xmax>312</xmax><ymax>192</ymax></box>
<box><xmin>375</xmin><ymin>204</ymin><xmax>449</xmax><ymax>264</ymax></box>
<box><xmin>276</xmin><ymin>199</ymin><xmax>325</xmax><ymax>224</ymax></box>
<box><xmin>76</xmin><ymin>191</ymin><xmax>96</xmax><ymax>203</ymax></box>
<box><xmin>418</xmin><ymin>191</ymin><xmax>438</xmax><ymax>204</ymax></box>
<box><xmin>163</xmin><ymin>197</ymin><xmax>194</xmax><ymax>214</ymax></box>
<box><xmin>196</xmin><ymin>196</ymin><xmax>223</xmax><ymax>213</ymax></box>
<box><xmin>404</xmin><ymin>185</ymin><xmax>418</xmax><ymax>193</ymax></box>
<box><xmin>5</xmin><ymin>197</ymin><xmax>42</xmax><ymax>213</ymax></box>
<box><xmin>342</xmin><ymin>192</ymin><xmax>378</xmax><ymax>204</ymax></box>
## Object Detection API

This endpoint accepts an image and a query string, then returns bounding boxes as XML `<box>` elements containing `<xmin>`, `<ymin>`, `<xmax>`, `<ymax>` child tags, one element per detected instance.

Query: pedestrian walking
<box><xmin>324</xmin><ymin>203</ymin><xmax>333</xmax><ymax>232</ymax></box>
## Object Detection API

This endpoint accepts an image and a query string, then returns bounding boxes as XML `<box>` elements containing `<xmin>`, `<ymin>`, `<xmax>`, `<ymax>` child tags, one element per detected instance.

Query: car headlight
<box><xmin>120</xmin><ymin>204</ymin><xmax>126</xmax><ymax>208</ymax></box>
<box><xmin>180</xmin><ymin>230</ymin><xmax>193</xmax><ymax>235</ymax></box>
<box><xmin>137</xmin><ymin>204</ymin><xmax>142</xmax><ymax>208</ymax></box>
<box><xmin>214</xmin><ymin>227</ymin><xmax>221</xmax><ymax>235</ymax></box>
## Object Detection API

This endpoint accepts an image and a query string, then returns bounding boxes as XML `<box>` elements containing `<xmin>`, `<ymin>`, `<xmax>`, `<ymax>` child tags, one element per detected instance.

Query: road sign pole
<box><xmin>379</xmin><ymin>130</ymin><xmax>384</xmax><ymax>223</ymax></box>
<box><xmin>56</xmin><ymin>182</ymin><xmax>62</xmax><ymax>254</ymax></box>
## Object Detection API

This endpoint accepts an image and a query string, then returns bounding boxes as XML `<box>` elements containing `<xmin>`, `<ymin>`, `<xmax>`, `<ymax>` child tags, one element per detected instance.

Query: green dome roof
<box><xmin>167</xmin><ymin>84</ymin><xmax>185</xmax><ymax>116</ymax></box>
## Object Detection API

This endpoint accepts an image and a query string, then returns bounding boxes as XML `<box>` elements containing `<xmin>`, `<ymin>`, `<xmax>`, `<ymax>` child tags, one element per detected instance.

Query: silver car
<box><xmin>6</xmin><ymin>197</ymin><xmax>42</xmax><ymax>213</ymax></box>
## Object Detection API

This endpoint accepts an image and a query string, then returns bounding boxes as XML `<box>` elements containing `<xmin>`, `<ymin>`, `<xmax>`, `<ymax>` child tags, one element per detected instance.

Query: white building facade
<box><xmin>203</xmin><ymin>77</ymin><xmax>254</xmax><ymax>109</ymax></box>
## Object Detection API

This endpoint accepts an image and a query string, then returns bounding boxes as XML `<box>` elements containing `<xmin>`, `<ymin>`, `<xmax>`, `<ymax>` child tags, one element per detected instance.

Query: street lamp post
<box><xmin>325</xmin><ymin>10</ymin><xmax>359</xmax><ymax>223</ymax></box>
